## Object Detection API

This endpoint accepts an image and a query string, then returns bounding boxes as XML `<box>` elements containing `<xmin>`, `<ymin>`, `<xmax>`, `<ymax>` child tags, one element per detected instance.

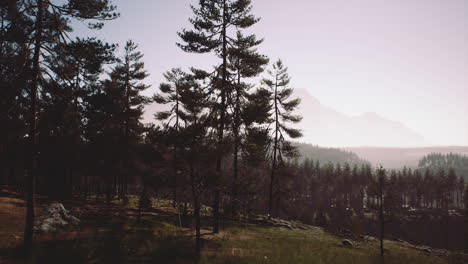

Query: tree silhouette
<box><xmin>261</xmin><ymin>60</ymin><xmax>302</xmax><ymax>218</ymax></box>
<box><xmin>154</xmin><ymin>68</ymin><xmax>192</xmax><ymax>207</ymax></box>
<box><xmin>178</xmin><ymin>0</ymin><xmax>261</xmax><ymax>233</ymax></box>
<box><xmin>227</xmin><ymin>31</ymin><xmax>268</xmax><ymax>214</ymax></box>
<box><xmin>15</xmin><ymin>0</ymin><xmax>118</xmax><ymax>250</ymax></box>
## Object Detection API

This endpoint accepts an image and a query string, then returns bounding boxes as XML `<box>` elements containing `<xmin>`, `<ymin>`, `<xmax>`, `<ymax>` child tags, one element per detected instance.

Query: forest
<box><xmin>1</xmin><ymin>0</ymin><xmax>467</xmax><ymax>263</ymax></box>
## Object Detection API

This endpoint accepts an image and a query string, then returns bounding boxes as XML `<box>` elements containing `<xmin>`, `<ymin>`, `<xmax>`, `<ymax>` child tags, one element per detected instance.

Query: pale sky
<box><xmin>72</xmin><ymin>0</ymin><xmax>468</xmax><ymax>146</ymax></box>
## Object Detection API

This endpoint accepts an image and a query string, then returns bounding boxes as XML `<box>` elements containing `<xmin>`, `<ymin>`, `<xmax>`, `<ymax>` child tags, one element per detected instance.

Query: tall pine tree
<box><xmin>178</xmin><ymin>0</ymin><xmax>260</xmax><ymax>233</ymax></box>
<box><xmin>154</xmin><ymin>68</ymin><xmax>192</xmax><ymax>207</ymax></box>
<box><xmin>227</xmin><ymin>31</ymin><xmax>268</xmax><ymax>214</ymax></box>
<box><xmin>261</xmin><ymin>60</ymin><xmax>302</xmax><ymax>218</ymax></box>
<box><xmin>18</xmin><ymin>0</ymin><xmax>118</xmax><ymax>250</ymax></box>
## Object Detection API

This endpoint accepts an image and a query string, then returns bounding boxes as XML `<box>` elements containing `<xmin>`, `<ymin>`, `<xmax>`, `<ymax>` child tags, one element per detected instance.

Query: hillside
<box><xmin>294</xmin><ymin>143</ymin><xmax>370</xmax><ymax>165</ymax></box>
<box><xmin>346</xmin><ymin>146</ymin><xmax>468</xmax><ymax>169</ymax></box>
<box><xmin>0</xmin><ymin>190</ymin><xmax>460</xmax><ymax>264</ymax></box>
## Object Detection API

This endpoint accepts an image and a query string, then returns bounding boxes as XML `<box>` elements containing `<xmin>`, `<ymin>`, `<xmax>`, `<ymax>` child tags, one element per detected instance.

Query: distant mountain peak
<box><xmin>294</xmin><ymin>88</ymin><xmax>320</xmax><ymax>105</ymax></box>
<box><xmin>143</xmin><ymin>88</ymin><xmax>427</xmax><ymax>148</ymax></box>
<box><xmin>293</xmin><ymin>89</ymin><xmax>427</xmax><ymax>147</ymax></box>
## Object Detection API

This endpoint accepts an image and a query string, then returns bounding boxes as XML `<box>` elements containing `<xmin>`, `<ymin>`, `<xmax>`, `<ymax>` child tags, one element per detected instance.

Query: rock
<box><xmin>423</xmin><ymin>248</ymin><xmax>431</xmax><ymax>253</ymax></box>
<box><xmin>341</xmin><ymin>239</ymin><xmax>354</xmax><ymax>247</ymax></box>
<box><xmin>34</xmin><ymin>203</ymin><xmax>80</xmax><ymax>233</ymax></box>
<box><xmin>394</xmin><ymin>238</ymin><xmax>407</xmax><ymax>243</ymax></box>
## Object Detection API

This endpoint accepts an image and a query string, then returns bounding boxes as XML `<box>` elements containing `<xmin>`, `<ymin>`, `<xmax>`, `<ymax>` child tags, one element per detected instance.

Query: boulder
<box><xmin>34</xmin><ymin>203</ymin><xmax>80</xmax><ymax>233</ymax></box>
<box><xmin>341</xmin><ymin>239</ymin><xmax>354</xmax><ymax>247</ymax></box>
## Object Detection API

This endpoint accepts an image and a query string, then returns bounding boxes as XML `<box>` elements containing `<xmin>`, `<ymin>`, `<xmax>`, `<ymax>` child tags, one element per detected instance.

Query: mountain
<box><xmin>142</xmin><ymin>89</ymin><xmax>468</xmax><ymax>169</ymax></box>
<box><xmin>292</xmin><ymin>88</ymin><xmax>427</xmax><ymax>147</ymax></box>
<box><xmin>345</xmin><ymin>146</ymin><xmax>468</xmax><ymax>169</ymax></box>
<box><xmin>144</xmin><ymin>88</ymin><xmax>426</xmax><ymax>148</ymax></box>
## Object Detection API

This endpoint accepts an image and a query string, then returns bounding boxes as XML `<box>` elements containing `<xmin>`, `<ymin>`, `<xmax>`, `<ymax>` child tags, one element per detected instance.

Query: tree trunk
<box><xmin>190</xmin><ymin>130</ymin><xmax>201</xmax><ymax>255</ymax></box>
<box><xmin>172</xmin><ymin>86</ymin><xmax>180</xmax><ymax>207</ymax></box>
<box><xmin>213</xmin><ymin>0</ymin><xmax>228</xmax><ymax>234</ymax></box>
<box><xmin>24</xmin><ymin>0</ymin><xmax>43</xmax><ymax>251</ymax></box>
<box><xmin>268</xmin><ymin>74</ymin><xmax>279</xmax><ymax>219</ymax></box>
<box><xmin>232</xmin><ymin>69</ymin><xmax>241</xmax><ymax>216</ymax></box>
<box><xmin>379</xmin><ymin>178</ymin><xmax>384</xmax><ymax>257</ymax></box>
<box><xmin>172</xmin><ymin>145</ymin><xmax>178</xmax><ymax>207</ymax></box>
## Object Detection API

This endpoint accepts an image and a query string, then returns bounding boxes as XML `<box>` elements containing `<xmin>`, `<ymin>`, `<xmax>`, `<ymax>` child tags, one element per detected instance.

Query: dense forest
<box><xmin>293</xmin><ymin>143</ymin><xmax>370</xmax><ymax>165</ymax></box>
<box><xmin>1</xmin><ymin>0</ymin><xmax>467</xmax><ymax>259</ymax></box>
<box><xmin>419</xmin><ymin>153</ymin><xmax>468</xmax><ymax>180</ymax></box>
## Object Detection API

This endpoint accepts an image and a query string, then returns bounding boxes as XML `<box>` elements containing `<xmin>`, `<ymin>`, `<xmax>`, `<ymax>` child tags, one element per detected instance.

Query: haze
<box><xmin>73</xmin><ymin>0</ymin><xmax>468</xmax><ymax>147</ymax></box>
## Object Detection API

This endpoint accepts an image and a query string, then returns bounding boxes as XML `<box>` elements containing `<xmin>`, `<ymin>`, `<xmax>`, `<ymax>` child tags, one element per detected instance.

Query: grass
<box><xmin>0</xmin><ymin>191</ymin><xmax>464</xmax><ymax>264</ymax></box>
<box><xmin>200</xmin><ymin>226</ymin><xmax>451</xmax><ymax>264</ymax></box>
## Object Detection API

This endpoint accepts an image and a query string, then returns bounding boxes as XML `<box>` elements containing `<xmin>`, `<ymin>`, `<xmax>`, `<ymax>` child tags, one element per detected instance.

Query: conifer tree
<box><xmin>178</xmin><ymin>0</ymin><xmax>260</xmax><ymax>233</ymax></box>
<box><xmin>19</xmin><ymin>0</ymin><xmax>118</xmax><ymax>250</ymax></box>
<box><xmin>0</xmin><ymin>1</ymin><xmax>33</xmax><ymax>188</ymax></box>
<box><xmin>227</xmin><ymin>31</ymin><xmax>268</xmax><ymax>213</ymax></box>
<box><xmin>154</xmin><ymin>68</ymin><xmax>191</xmax><ymax>207</ymax></box>
<box><xmin>376</xmin><ymin>166</ymin><xmax>386</xmax><ymax>257</ymax></box>
<box><xmin>38</xmin><ymin>37</ymin><xmax>115</xmax><ymax>200</ymax></box>
<box><xmin>177</xmin><ymin>71</ymin><xmax>211</xmax><ymax>255</ymax></box>
<box><xmin>261</xmin><ymin>59</ymin><xmax>302</xmax><ymax>218</ymax></box>
<box><xmin>103</xmin><ymin>40</ymin><xmax>150</xmax><ymax>202</ymax></box>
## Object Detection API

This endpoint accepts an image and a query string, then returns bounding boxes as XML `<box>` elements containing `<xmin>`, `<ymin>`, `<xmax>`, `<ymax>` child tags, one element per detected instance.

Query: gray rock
<box><xmin>34</xmin><ymin>203</ymin><xmax>80</xmax><ymax>233</ymax></box>
<box><xmin>342</xmin><ymin>239</ymin><xmax>354</xmax><ymax>247</ymax></box>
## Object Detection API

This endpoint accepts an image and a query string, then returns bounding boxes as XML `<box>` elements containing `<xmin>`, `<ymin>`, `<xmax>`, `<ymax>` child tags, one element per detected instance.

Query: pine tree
<box><xmin>262</xmin><ymin>59</ymin><xmax>302</xmax><ymax>218</ymax></box>
<box><xmin>178</xmin><ymin>0</ymin><xmax>260</xmax><ymax>233</ymax></box>
<box><xmin>177</xmin><ymin>71</ymin><xmax>211</xmax><ymax>255</ymax></box>
<box><xmin>103</xmin><ymin>40</ymin><xmax>150</xmax><ymax>202</ymax></box>
<box><xmin>154</xmin><ymin>68</ymin><xmax>193</xmax><ymax>207</ymax></box>
<box><xmin>0</xmin><ymin>1</ymin><xmax>33</xmax><ymax>188</ymax></box>
<box><xmin>18</xmin><ymin>0</ymin><xmax>118</xmax><ymax>250</ymax></box>
<box><xmin>227</xmin><ymin>31</ymin><xmax>268</xmax><ymax>214</ymax></box>
<box><xmin>38</xmin><ymin>37</ymin><xmax>115</xmax><ymax>199</ymax></box>
<box><xmin>375</xmin><ymin>166</ymin><xmax>387</xmax><ymax>257</ymax></box>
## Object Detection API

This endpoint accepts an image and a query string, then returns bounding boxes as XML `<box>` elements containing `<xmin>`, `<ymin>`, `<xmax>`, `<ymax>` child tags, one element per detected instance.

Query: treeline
<box><xmin>419</xmin><ymin>153</ymin><xmax>468</xmax><ymax>180</ymax></box>
<box><xmin>284</xmin><ymin>160</ymin><xmax>467</xmax><ymax>221</ymax></box>
<box><xmin>293</xmin><ymin>143</ymin><xmax>370</xmax><ymax>166</ymax></box>
<box><xmin>285</xmin><ymin>159</ymin><xmax>468</xmax><ymax>250</ymax></box>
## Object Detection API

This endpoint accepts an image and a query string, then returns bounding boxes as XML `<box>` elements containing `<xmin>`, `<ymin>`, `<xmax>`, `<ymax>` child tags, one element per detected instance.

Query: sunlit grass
<box><xmin>202</xmin><ymin>226</ymin><xmax>450</xmax><ymax>264</ymax></box>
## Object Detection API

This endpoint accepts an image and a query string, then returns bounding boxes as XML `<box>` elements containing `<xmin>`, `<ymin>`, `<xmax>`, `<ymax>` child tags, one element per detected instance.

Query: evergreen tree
<box><xmin>227</xmin><ymin>31</ymin><xmax>268</xmax><ymax>213</ymax></box>
<box><xmin>177</xmin><ymin>71</ymin><xmax>211</xmax><ymax>255</ymax></box>
<box><xmin>38</xmin><ymin>37</ymin><xmax>115</xmax><ymax>199</ymax></box>
<box><xmin>178</xmin><ymin>0</ymin><xmax>260</xmax><ymax>233</ymax></box>
<box><xmin>261</xmin><ymin>59</ymin><xmax>302</xmax><ymax>218</ymax></box>
<box><xmin>0</xmin><ymin>1</ymin><xmax>33</xmax><ymax>188</ymax></box>
<box><xmin>154</xmin><ymin>68</ymin><xmax>192</xmax><ymax>207</ymax></box>
<box><xmin>16</xmin><ymin>0</ymin><xmax>118</xmax><ymax>250</ymax></box>
<box><xmin>101</xmin><ymin>40</ymin><xmax>150</xmax><ymax>202</ymax></box>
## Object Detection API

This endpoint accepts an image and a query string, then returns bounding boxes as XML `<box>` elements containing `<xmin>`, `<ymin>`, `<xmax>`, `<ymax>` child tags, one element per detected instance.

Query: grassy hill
<box><xmin>1</xmin><ymin>190</ymin><xmax>464</xmax><ymax>264</ymax></box>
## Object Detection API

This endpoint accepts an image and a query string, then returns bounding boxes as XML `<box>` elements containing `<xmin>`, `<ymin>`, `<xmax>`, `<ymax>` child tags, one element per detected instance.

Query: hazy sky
<box><xmin>73</xmin><ymin>0</ymin><xmax>468</xmax><ymax>146</ymax></box>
